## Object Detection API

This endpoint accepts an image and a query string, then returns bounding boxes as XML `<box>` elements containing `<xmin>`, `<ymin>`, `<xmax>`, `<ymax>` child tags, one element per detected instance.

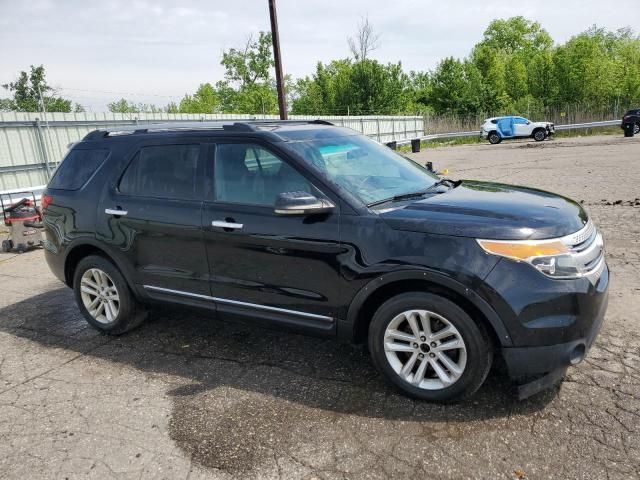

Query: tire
<box><xmin>634</xmin><ymin>123</ymin><xmax>640</xmax><ymax>135</ymax></box>
<box><xmin>533</xmin><ymin>129</ymin><xmax>546</xmax><ymax>142</ymax></box>
<box><xmin>488</xmin><ymin>132</ymin><xmax>502</xmax><ymax>144</ymax></box>
<box><xmin>73</xmin><ymin>255</ymin><xmax>147</xmax><ymax>334</ymax></box>
<box><xmin>1</xmin><ymin>240</ymin><xmax>11</xmax><ymax>253</ymax></box>
<box><xmin>368</xmin><ymin>292</ymin><xmax>493</xmax><ymax>403</ymax></box>
<box><xmin>16</xmin><ymin>244</ymin><xmax>26</xmax><ymax>254</ymax></box>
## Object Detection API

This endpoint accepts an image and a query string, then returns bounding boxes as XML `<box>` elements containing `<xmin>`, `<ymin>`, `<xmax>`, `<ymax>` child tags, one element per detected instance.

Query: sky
<box><xmin>1</xmin><ymin>0</ymin><xmax>639</xmax><ymax>112</ymax></box>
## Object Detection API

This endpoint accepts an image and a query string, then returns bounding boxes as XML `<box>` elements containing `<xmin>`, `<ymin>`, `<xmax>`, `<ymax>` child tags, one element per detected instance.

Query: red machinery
<box><xmin>1</xmin><ymin>191</ymin><xmax>44</xmax><ymax>253</ymax></box>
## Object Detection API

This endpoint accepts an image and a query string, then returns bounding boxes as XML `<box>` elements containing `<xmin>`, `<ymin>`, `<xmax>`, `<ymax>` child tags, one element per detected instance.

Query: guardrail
<box><xmin>396</xmin><ymin>119</ymin><xmax>622</xmax><ymax>145</ymax></box>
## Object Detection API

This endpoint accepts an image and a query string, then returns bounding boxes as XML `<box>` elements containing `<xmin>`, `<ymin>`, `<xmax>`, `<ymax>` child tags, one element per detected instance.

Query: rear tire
<box><xmin>1</xmin><ymin>240</ymin><xmax>11</xmax><ymax>252</ymax></box>
<box><xmin>73</xmin><ymin>255</ymin><xmax>147</xmax><ymax>334</ymax></box>
<box><xmin>488</xmin><ymin>132</ymin><xmax>502</xmax><ymax>144</ymax></box>
<box><xmin>533</xmin><ymin>129</ymin><xmax>546</xmax><ymax>141</ymax></box>
<box><xmin>368</xmin><ymin>292</ymin><xmax>493</xmax><ymax>403</ymax></box>
<box><xmin>634</xmin><ymin>123</ymin><xmax>640</xmax><ymax>135</ymax></box>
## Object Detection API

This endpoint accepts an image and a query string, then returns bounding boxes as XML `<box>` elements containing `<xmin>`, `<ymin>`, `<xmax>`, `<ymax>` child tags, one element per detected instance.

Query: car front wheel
<box><xmin>488</xmin><ymin>132</ymin><xmax>502</xmax><ymax>144</ymax></box>
<box><xmin>533</xmin><ymin>129</ymin><xmax>547</xmax><ymax>141</ymax></box>
<box><xmin>73</xmin><ymin>255</ymin><xmax>147</xmax><ymax>334</ymax></box>
<box><xmin>368</xmin><ymin>292</ymin><xmax>493</xmax><ymax>403</ymax></box>
<box><xmin>634</xmin><ymin>123</ymin><xmax>640</xmax><ymax>135</ymax></box>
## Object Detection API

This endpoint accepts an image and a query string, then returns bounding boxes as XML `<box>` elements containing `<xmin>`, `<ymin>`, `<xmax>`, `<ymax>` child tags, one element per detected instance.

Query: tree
<box><xmin>107</xmin><ymin>99</ymin><xmax>163</xmax><ymax>113</ymax></box>
<box><xmin>1</xmin><ymin>65</ymin><xmax>78</xmax><ymax>112</ymax></box>
<box><xmin>221</xmin><ymin>32</ymin><xmax>274</xmax><ymax>88</ymax></box>
<box><xmin>348</xmin><ymin>16</ymin><xmax>380</xmax><ymax>61</ymax></box>
<box><xmin>479</xmin><ymin>17</ymin><xmax>553</xmax><ymax>55</ymax></box>
<box><xmin>291</xmin><ymin>59</ymin><xmax>413</xmax><ymax>115</ymax></box>
<box><xmin>178</xmin><ymin>83</ymin><xmax>219</xmax><ymax>113</ymax></box>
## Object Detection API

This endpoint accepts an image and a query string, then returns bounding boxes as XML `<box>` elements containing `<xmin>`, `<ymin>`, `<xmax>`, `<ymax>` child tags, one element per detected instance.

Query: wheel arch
<box><xmin>63</xmin><ymin>240</ymin><xmax>128</xmax><ymax>289</ymax></box>
<box><xmin>532</xmin><ymin>127</ymin><xmax>547</xmax><ymax>138</ymax></box>
<box><xmin>341</xmin><ymin>270</ymin><xmax>512</xmax><ymax>347</ymax></box>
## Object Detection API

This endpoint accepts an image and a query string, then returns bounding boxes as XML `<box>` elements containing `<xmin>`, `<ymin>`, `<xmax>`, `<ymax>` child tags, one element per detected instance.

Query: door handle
<box><xmin>212</xmin><ymin>220</ymin><xmax>243</xmax><ymax>230</ymax></box>
<box><xmin>105</xmin><ymin>208</ymin><xmax>128</xmax><ymax>216</ymax></box>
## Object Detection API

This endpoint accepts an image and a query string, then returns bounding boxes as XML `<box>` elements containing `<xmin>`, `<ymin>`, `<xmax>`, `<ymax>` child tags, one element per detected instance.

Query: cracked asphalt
<box><xmin>0</xmin><ymin>134</ymin><xmax>639</xmax><ymax>479</ymax></box>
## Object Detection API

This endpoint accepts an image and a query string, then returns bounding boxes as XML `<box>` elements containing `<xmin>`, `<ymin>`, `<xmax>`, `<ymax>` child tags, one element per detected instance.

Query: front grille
<box><xmin>562</xmin><ymin>220</ymin><xmax>604</xmax><ymax>279</ymax></box>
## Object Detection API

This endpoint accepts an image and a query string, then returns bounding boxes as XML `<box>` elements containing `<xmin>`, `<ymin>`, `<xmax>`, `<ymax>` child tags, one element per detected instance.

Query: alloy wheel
<box><xmin>383</xmin><ymin>309</ymin><xmax>467</xmax><ymax>390</ymax></box>
<box><xmin>80</xmin><ymin>268</ymin><xmax>120</xmax><ymax>324</ymax></box>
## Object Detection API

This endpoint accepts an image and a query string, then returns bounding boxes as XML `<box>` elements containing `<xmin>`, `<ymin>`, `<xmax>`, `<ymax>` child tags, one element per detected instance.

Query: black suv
<box><xmin>621</xmin><ymin>109</ymin><xmax>640</xmax><ymax>136</ymax></box>
<box><xmin>42</xmin><ymin>121</ymin><xmax>608</xmax><ymax>402</ymax></box>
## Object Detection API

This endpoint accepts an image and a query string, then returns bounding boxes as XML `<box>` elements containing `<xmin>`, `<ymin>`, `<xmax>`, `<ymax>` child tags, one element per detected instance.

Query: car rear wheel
<box><xmin>634</xmin><ymin>123</ymin><xmax>640</xmax><ymax>135</ymax></box>
<box><xmin>488</xmin><ymin>132</ymin><xmax>502</xmax><ymax>144</ymax></box>
<box><xmin>533</xmin><ymin>129</ymin><xmax>546</xmax><ymax>141</ymax></box>
<box><xmin>368</xmin><ymin>292</ymin><xmax>493</xmax><ymax>403</ymax></box>
<box><xmin>73</xmin><ymin>255</ymin><xmax>146</xmax><ymax>334</ymax></box>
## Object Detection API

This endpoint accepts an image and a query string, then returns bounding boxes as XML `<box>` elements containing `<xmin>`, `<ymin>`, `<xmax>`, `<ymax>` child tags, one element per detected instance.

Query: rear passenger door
<box><xmin>97</xmin><ymin>139</ymin><xmax>210</xmax><ymax>297</ymax></box>
<box><xmin>201</xmin><ymin>141</ymin><xmax>342</xmax><ymax>335</ymax></box>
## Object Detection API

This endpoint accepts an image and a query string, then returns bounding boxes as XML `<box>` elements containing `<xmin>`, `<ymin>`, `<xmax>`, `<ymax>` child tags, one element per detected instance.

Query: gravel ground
<box><xmin>0</xmin><ymin>135</ymin><xmax>638</xmax><ymax>479</ymax></box>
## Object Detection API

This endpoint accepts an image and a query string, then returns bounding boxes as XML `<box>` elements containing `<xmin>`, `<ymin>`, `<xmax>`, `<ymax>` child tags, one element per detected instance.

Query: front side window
<box><xmin>514</xmin><ymin>117</ymin><xmax>529</xmax><ymax>125</ymax></box>
<box><xmin>119</xmin><ymin>144</ymin><xmax>200</xmax><ymax>199</ymax></box>
<box><xmin>282</xmin><ymin>135</ymin><xmax>437</xmax><ymax>205</ymax></box>
<box><xmin>214</xmin><ymin>144</ymin><xmax>312</xmax><ymax>206</ymax></box>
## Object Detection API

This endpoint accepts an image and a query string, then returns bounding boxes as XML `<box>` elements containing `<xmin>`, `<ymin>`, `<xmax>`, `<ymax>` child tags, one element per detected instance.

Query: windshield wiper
<box><xmin>366</xmin><ymin>189</ymin><xmax>433</xmax><ymax>208</ymax></box>
<box><xmin>366</xmin><ymin>179</ymin><xmax>461</xmax><ymax>208</ymax></box>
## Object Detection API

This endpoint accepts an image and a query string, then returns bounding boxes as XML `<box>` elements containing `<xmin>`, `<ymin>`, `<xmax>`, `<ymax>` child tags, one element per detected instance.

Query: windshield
<box><xmin>283</xmin><ymin>135</ymin><xmax>438</xmax><ymax>205</ymax></box>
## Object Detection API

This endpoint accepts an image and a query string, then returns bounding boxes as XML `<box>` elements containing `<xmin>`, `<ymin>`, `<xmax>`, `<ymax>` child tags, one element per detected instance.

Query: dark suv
<box><xmin>621</xmin><ymin>109</ymin><xmax>640</xmax><ymax>135</ymax></box>
<box><xmin>42</xmin><ymin>121</ymin><xmax>608</xmax><ymax>402</ymax></box>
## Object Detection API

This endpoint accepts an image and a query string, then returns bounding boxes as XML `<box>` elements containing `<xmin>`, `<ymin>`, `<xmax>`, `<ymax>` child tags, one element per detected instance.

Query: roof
<box><xmin>82</xmin><ymin>119</ymin><xmax>347</xmax><ymax>142</ymax></box>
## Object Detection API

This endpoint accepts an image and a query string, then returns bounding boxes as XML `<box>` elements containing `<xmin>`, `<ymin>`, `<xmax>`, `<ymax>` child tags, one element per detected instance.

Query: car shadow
<box><xmin>0</xmin><ymin>287</ymin><xmax>556</xmax><ymax>422</ymax></box>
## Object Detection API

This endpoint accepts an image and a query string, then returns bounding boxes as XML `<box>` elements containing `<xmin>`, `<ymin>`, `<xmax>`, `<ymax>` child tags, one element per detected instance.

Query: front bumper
<box><xmin>482</xmin><ymin>258</ymin><xmax>609</xmax><ymax>396</ymax></box>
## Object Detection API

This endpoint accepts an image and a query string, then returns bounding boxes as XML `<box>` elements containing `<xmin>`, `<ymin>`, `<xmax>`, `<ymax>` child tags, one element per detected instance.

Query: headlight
<box><xmin>477</xmin><ymin>228</ymin><xmax>604</xmax><ymax>279</ymax></box>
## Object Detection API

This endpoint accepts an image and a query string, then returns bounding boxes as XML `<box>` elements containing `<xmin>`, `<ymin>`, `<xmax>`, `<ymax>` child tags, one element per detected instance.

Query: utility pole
<box><xmin>268</xmin><ymin>0</ymin><xmax>288</xmax><ymax>119</ymax></box>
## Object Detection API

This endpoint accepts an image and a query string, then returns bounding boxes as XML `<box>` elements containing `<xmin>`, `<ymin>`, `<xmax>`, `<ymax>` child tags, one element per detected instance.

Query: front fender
<box><xmin>339</xmin><ymin>268</ymin><xmax>513</xmax><ymax>346</ymax></box>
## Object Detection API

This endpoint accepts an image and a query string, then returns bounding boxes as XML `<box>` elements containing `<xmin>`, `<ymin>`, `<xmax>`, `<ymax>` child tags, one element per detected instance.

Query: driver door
<box><xmin>513</xmin><ymin>117</ymin><xmax>531</xmax><ymax>137</ymax></box>
<box><xmin>201</xmin><ymin>141</ymin><xmax>342</xmax><ymax>334</ymax></box>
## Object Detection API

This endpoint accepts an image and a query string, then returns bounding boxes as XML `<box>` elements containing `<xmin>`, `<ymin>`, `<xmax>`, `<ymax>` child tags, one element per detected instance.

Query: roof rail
<box><xmin>82</xmin><ymin>119</ymin><xmax>335</xmax><ymax>141</ymax></box>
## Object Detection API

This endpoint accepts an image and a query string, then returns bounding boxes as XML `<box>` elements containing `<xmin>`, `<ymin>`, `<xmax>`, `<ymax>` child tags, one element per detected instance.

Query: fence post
<box><xmin>34</xmin><ymin>118</ymin><xmax>53</xmax><ymax>179</ymax></box>
<box><xmin>360</xmin><ymin>117</ymin><xmax>365</xmax><ymax>136</ymax></box>
<box><xmin>376</xmin><ymin>117</ymin><xmax>381</xmax><ymax>142</ymax></box>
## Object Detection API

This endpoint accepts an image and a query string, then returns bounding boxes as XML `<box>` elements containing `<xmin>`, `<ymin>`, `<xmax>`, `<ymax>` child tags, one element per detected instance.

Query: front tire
<box><xmin>488</xmin><ymin>132</ymin><xmax>502</xmax><ymax>144</ymax></box>
<box><xmin>73</xmin><ymin>255</ymin><xmax>146</xmax><ymax>334</ymax></box>
<box><xmin>533</xmin><ymin>129</ymin><xmax>546</xmax><ymax>141</ymax></box>
<box><xmin>368</xmin><ymin>292</ymin><xmax>493</xmax><ymax>403</ymax></box>
<box><xmin>634</xmin><ymin>123</ymin><xmax>640</xmax><ymax>135</ymax></box>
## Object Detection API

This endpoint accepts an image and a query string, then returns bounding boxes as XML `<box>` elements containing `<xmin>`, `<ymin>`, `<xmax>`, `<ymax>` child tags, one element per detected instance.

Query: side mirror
<box><xmin>274</xmin><ymin>191</ymin><xmax>335</xmax><ymax>216</ymax></box>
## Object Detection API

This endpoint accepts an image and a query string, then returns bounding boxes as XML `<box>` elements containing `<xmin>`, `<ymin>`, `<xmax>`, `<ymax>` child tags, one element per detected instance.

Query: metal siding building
<box><xmin>0</xmin><ymin>112</ymin><xmax>425</xmax><ymax>193</ymax></box>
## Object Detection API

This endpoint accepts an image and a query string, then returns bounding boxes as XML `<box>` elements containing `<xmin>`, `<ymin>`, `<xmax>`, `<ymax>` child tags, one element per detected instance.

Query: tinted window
<box><xmin>513</xmin><ymin>117</ymin><xmax>528</xmax><ymax>124</ymax></box>
<box><xmin>214</xmin><ymin>144</ymin><xmax>312</xmax><ymax>206</ymax></box>
<box><xmin>49</xmin><ymin>149</ymin><xmax>109</xmax><ymax>190</ymax></box>
<box><xmin>119</xmin><ymin>144</ymin><xmax>200</xmax><ymax>199</ymax></box>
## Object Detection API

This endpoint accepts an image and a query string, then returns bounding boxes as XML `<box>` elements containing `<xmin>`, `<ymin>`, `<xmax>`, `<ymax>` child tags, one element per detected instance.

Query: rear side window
<box><xmin>48</xmin><ymin>149</ymin><xmax>109</xmax><ymax>190</ymax></box>
<box><xmin>119</xmin><ymin>144</ymin><xmax>200</xmax><ymax>200</ymax></box>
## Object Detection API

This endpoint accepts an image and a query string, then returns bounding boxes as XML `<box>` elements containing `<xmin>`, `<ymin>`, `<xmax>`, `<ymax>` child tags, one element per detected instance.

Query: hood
<box><xmin>379</xmin><ymin>180</ymin><xmax>589</xmax><ymax>240</ymax></box>
<box><xmin>532</xmin><ymin>121</ymin><xmax>553</xmax><ymax>127</ymax></box>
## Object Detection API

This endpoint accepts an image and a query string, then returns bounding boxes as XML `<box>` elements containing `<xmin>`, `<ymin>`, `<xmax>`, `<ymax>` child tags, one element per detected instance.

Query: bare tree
<box><xmin>347</xmin><ymin>16</ymin><xmax>381</xmax><ymax>61</ymax></box>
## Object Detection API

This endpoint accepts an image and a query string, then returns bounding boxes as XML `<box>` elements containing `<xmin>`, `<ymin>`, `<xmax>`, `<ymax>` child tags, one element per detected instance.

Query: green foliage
<box><xmin>291</xmin><ymin>59</ymin><xmax>413</xmax><ymax>115</ymax></box>
<box><xmin>221</xmin><ymin>32</ymin><xmax>274</xmax><ymax>88</ymax></box>
<box><xmin>107</xmin><ymin>98</ymin><xmax>164</xmax><ymax>113</ymax></box>
<box><xmin>177</xmin><ymin>83</ymin><xmax>219</xmax><ymax>113</ymax></box>
<box><xmin>10</xmin><ymin>18</ymin><xmax>637</xmax><ymax>119</ymax></box>
<box><xmin>1</xmin><ymin>65</ymin><xmax>79</xmax><ymax>112</ymax></box>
